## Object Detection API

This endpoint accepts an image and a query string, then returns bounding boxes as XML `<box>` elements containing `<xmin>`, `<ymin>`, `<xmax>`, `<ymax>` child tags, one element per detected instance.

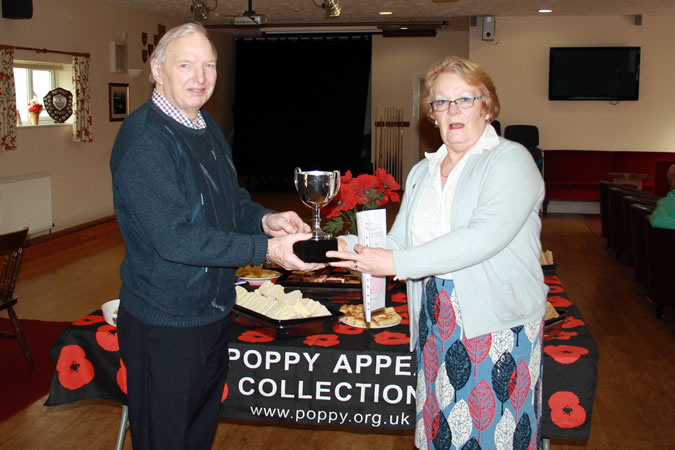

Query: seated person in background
<box><xmin>650</xmin><ymin>164</ymin><xmax>675</xmax><ymax>229</ymax></box>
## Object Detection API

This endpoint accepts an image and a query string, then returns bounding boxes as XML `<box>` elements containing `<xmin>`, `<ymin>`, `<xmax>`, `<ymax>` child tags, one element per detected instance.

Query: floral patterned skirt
<box><xmin>414</xmin><ymin>277</ymin><xmax>543</xmax><ymax>450</ymax></box>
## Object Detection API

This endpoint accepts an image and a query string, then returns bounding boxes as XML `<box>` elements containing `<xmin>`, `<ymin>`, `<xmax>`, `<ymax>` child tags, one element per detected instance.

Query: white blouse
<box><xmin>411</xmin><ymin>127</ymin><xmax>492</xmax><ymax>279</ymax></box>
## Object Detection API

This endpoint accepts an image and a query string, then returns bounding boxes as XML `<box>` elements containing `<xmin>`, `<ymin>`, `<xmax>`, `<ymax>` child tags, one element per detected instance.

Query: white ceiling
<box><xmin>100</xmin><ymin>0</ymin><xmax>675</xmax><ymax>29</ymax></box>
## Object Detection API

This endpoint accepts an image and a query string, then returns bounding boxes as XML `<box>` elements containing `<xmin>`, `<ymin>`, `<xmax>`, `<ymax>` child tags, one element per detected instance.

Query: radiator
<box><xmin>0</xmin><ymin>172</ymin><xmax>53</xmax><ymax>235</ymax></box>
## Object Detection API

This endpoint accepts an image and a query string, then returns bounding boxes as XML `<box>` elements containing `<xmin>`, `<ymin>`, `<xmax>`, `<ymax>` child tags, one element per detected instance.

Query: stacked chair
<box><xmin>644</xmin><ymin>221</ymin><xmax>675</xmax><ymax>318</ymax></box>
<box><xmin>599</xmin><ymin>182</ymin><xmax>674</xmax><ymax>319</ymax></box>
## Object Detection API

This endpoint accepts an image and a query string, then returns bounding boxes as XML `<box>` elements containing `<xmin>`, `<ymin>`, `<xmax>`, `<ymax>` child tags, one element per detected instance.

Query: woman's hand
<box><xmin>326</xmin><ymin>244</ymin><xmax>396</xmax><ymax>277</ymax></box>
<box><xmin>262</xmin><ymin>212</ymin><xmax>311</xmax><ymax>237</ymax></box>
<box><xmin>267</xmin><ymin>233</ymin><xmax>325</xmax><ymax>271</ymax></box>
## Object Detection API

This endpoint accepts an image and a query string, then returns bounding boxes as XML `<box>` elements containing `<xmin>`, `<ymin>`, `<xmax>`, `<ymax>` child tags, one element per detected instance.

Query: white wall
<box><xmin>0</xmin><ymin>0</ymin><xmax>181</xmax><ymax>231</ymax></box>
<box><xmin>469</xmin><ymin>15</ymin><xmax>675</xmax><ymax>152</ymax></box>
<box><xmin>371</xmin><ymin>28</ymin><xmax>470</xmax><ymax>185</ymax></box>
<box><xmin>3</xmin><ymin>5</ymin><xmax>673</xmax><ymax>232</ymax></box>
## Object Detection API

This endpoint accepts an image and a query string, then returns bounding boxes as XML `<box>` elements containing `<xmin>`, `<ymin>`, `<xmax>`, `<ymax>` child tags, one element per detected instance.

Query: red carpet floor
<box><xmin>0</xmin><ymin>317</ymin><xmax>70</xmax><ymax>422</ymax></box>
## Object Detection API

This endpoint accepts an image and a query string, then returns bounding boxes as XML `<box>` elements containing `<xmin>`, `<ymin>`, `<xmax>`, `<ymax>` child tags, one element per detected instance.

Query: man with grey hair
<box><xmin>110</xmin><ymin>22</ymin><xmax>321</xmax><ymax>449</ymax></box>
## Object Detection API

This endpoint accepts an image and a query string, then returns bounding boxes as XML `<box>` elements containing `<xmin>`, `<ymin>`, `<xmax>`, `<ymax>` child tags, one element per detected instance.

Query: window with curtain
<box><xmin>13</xmin><ymin>60</ymin><xmax>73</xmax><ymax>125</ymax></box>
<box><xmin>232</xmin><ymin>34</ymin><xmax>371</xmax><ymax>190</ymax></box>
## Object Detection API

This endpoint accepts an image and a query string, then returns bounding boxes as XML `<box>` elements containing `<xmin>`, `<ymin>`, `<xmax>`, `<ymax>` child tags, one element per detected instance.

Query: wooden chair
<box><xmin>645</xmin><ymin>220</ymin><xmax>675</xmax><ymax>319</ymax></box>
<box><xmin>0</xmin><ymin>228</ymin><xmax>34</xmax><ymax>370</ymax></box>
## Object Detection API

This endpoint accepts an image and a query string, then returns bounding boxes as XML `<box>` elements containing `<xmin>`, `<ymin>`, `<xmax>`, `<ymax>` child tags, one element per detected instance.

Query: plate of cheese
<box><xmin>233</xmin><ymin>281</ymin><xmax>336</xmax><ymax>329</ymax></box>
<box><xmin>339</xmin><ymin>304</ymin><xmax>402</xmax><ymax>329</ymax></box>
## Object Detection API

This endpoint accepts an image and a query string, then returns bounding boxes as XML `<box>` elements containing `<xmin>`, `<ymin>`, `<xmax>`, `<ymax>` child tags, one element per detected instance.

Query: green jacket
<box><xmin>649</xmin><ymin>190</ymin><xmax>675</xmax><ymax>230</ymax></box>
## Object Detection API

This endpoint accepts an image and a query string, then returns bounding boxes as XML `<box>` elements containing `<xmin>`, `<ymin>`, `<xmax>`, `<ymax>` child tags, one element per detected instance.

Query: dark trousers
<box><xmin>117</xmin><ymin>306</ymin><xmax>230</xmax><ymax>450</ymax></box>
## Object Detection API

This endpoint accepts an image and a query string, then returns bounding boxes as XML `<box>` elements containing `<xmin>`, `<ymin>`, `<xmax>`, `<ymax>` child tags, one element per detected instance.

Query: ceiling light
<box><xmin>191</xmin><ymin>0</ymin><xmax>218</xmax><ymax>20</ymax></box>
<box><xmin>379</xmin><ymin>11</ymin><xmax>393</xmax><ymax>15</ymax></box>
<box><xmin>324</xmin><ymin>0</ymin><xmax>341</xmax><ymax>18</ymax></box>
<box><xmin>538</xmin><ymin>9</ymin><xmax>552</xmax><ymax>13</ymax></box>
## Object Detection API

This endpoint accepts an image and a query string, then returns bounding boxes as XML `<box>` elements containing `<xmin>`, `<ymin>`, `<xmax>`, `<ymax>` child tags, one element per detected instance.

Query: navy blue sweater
<box><xmin>110</xmin><ymin>100</ymin><xmax>273</xmax><ymax>327</ymax></box>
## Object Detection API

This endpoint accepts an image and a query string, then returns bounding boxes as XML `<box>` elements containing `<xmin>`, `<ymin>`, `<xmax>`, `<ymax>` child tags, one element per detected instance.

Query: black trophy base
<box><xmin>293</xmin><ymin>239</ymin><xmax>339</xmax><ymax>263</ymax></box>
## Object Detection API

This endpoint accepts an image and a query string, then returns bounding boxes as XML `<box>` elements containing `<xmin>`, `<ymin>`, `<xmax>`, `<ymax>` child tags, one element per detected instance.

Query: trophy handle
<box><xmin>294</xmin><ymin>167</ymin><xmax>302</xmax><ymax>192</ymax></box>
<box><xmin>333</xmin><ymin>170</ymin><xmax>341</xmax><ymax>196</ymax></box>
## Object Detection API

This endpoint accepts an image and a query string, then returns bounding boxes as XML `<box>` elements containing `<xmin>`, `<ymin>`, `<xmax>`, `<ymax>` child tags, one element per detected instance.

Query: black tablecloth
<box><xmin>46</xmin><ymin>274</ymin><xmax>598</xmax><ymax>439</ymax></box>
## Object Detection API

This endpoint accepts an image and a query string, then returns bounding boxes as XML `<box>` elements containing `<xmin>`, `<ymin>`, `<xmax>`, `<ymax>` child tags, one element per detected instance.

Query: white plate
<box><xmin>102</xmin><ymin>299</ymin><xmax>120</xmax><ymax>327</ymax></box>
<box><xmin>339</xmin><ymin>315</ymin><xmax>401</xmax><ymax>329</ymax></box>
<box><xmin>240</xmin><ymin>271</ymin><xmax>281</xmax><ymax>286</ymax></box>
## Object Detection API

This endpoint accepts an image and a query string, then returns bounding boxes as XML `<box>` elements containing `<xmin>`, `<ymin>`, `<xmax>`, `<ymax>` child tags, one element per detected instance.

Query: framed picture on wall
<box><xmin>109</xmin><ymin>83</ymin><xmax>129</xmax><ymax>122</ymax></box>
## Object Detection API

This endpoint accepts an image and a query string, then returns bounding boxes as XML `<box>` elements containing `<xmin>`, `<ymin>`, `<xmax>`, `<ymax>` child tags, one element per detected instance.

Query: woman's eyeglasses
<box><xmin>430</xmin><ymin>96</ymin><xmax>483</xmax><ymax>112</ymax></box>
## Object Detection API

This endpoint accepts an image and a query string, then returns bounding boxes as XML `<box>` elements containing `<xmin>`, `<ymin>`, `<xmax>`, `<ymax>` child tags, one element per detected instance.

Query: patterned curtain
<box><xmin>0</xmin><ymin>49</ymin><xmax>17</xmax><ymax>151</ymax></box>
<box><xmin>72</xmin><ymin>56</ymin><xmax>93</xmax><ymax>143</ymax></box>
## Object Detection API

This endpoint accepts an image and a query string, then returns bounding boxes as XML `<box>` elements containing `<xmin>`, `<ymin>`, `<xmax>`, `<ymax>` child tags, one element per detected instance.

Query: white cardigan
<box><xmin>344</xmin><ymin>126</ymin><xmax>548</xmax><ymax>350</ymax></box>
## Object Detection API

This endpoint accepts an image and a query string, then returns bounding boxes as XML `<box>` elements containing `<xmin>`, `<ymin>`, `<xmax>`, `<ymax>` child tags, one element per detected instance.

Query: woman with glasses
<box><xmin>328</xmin><ymin>56</ymin><xmax>547</xmax><ymax>449</ymax></box>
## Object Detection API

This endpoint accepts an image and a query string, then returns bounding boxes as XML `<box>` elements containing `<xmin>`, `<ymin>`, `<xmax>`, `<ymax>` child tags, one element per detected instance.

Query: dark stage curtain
<box><xmin>232</xmin><ymin>34</ymin><xmax>371</xmax><ymax>191</ymax></box>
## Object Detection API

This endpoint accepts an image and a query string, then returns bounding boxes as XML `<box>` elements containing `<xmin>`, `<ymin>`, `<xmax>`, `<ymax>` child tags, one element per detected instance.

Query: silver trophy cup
<box><xmin>294</xmin><ymin>167</ymin><xmax>341</xmax><ymax>240</ymax></box>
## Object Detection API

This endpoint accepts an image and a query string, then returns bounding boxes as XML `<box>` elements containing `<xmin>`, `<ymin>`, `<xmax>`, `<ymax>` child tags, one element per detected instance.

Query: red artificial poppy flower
<box><xmin>96</xmin><ymin>324</ymin><xmax>119</xmax><ymax>352</ymax></box>
<box><xmin>56</xmin><ymin>344</ymin><xmax>95</xmax><ymax>390</ymax></box>
<box><xmin>352</xmin><ymin>173</ymin><xmax>378</xmax><ymax>205</ymax></box>
<box><xmin>548</xmin><ymin>391</ymin><xmax>587</xmax><ymax>428</ymax></box>
<box><xmin>374</xmin><ymin>168</ymin><xmax>401</xmax><ymax>204</ymax></box>
<box><xmin>547</xmin><ymin>295</ymin><xmax>572</xmax><ymax>308</ymax></box>
<box><xmin>374</xmin><ymin>331</ymin><xmax>409</xmax><ymax>346</ymax></box>
<box><xmin>324</xmin><ymin>171</ymin><xmax>359</xmax><ymax>218</ymax></box>
<box><xmin>116</xmin><ymin>358</ymin><xmax>127</xmax><ymax>394</ymax></box>
<box><xmin>221</xmin><ymin>382</ymin><xmax>229</xmax><ymax>402</ymax></box>
<box><xmin>304</xmin><ymin>334</ymin><xmax>340</xmax><ymax>347</ymax></box>
<box><xmin>391</xmin><ymin>292</ymin><xmax>407</xmax><ymax>304</ymax></box>
<box><xmin>543</xmin><ymin>345</ymin><xmax>589</xmax><ymax>364</ymax></box>
<box><xmin>73</xmin><ymin>315</ymin><xmax>106</xmax><ymax>326</ymax></box>
<box><xmin>333</xmin><ymin>322</ymin><xmax>365</xmax><ymax>335</ymax></box>
<box><xmin>239</xmin><ymin>328</ymin><xmax>276</xmax><ymax>343</ymax></box>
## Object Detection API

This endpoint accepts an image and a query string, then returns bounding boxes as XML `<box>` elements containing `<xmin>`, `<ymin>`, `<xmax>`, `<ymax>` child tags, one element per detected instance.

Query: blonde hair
<box><xmin>422</xmin><ymin>56</ymin><xmax>500</xmax><ymax>122</ymax></box>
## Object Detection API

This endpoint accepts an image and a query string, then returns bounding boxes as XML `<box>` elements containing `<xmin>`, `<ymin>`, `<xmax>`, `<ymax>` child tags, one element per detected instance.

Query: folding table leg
<box><xmin>115</xmin><ymin>404</ymin><xmax>129</xmax><ymax>450</ymax></box>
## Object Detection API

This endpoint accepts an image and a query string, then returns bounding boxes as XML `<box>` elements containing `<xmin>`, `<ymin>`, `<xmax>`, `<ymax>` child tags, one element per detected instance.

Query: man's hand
<box><xmin>267</xmin><ymin>233</ymin><xmax>325</xmax><ymax>271</ymax></box>
<box><xmin>262</xmin><ymin>212</ymin><xmax>311</xmax><ymax>237</ymax></box>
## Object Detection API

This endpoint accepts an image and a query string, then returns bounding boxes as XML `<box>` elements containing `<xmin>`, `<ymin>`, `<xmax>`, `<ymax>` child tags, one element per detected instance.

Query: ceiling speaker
<box><xmin>482</xmin><ymin>15</ymin><xmax>495</xmax><ymax>41</ymax></box>
<box><xmin>2</xmin><ymin>0</ymin><xmax>33</xmax><ymax>19</ymax></box>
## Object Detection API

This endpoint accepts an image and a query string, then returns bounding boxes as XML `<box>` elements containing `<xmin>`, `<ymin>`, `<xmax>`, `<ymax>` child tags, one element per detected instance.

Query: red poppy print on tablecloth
<box><xmin>239</xmin><ymin>328</ymin><xmax>276</xmax><ymax>343</ymax></box>
<box><xmin>332</xmin><ymin>322</ymin><xmax>365</xmax><ymax>335</ymax></box>
<box><xmin>374</xmin><ymin>330</ymin><xmax>409</xmax><ymax>346</ymax></box>
<box><xmin>547</xmin><ymin>284</ymin><xmax>565</xmax><ymax>294</ymax></box>
<box><xmin>56</xmin><ymin>345</ymin><xmax>95</xmax><ymax>390</ymax></box>
<box><xmin>116</xmin><ymin>358</ymin><xmax>127</xmax><ymax>394</ymax></box>
<box><xmin>221</xmin><ymin>382</ymin><xmax>229</xmax><ymax>402</ymax></box>
<box><xmin>96</xmin><ymin>324</ymin><xmax>119</xmax><ymax>352</ymax></box>
<box><xmin>548</xmin><ymin>391</ymin><xmax>587</xmax><ymax>428</ymax></box>
<box><xmin>544</xmin><ymin>345</ymin><xmax>589</xmax><ymax>364</ymax></box>
<box><xmin>394</xmin><ymin>304</ymin><xmax>409</xmax><ymax>324</ymax></box>
<box><xmin>547</xmin><ymin>295</ymin><xmax>572</xmax><ymax>308</ymax></box>
<box><xmin>562</xmin><ymin>316</ymin><xmax>585</xmax><ymax>329</ymax></box>
<box><xmin>544</xmin><ymin>274</ymin><xmax>562</xmax><ymax>285</ymax></box>
<box><xmin>544</xmin><ymin>329</ymin><xmax>578</xmax><ymax>341</ymax></box>
<box><xmin>72</xmin><ymin>315</ymin><xmax>106</xmax><ymax>326</ymax></box>
<box><xmin>304</xmin><ymin>334</ymin><xmax>340</xmax><ymax>347</ymax></box>
<box><xmin>391</xmin><ymin>292</ymin><xmax>407</xmax><ymax>304</ymax></box>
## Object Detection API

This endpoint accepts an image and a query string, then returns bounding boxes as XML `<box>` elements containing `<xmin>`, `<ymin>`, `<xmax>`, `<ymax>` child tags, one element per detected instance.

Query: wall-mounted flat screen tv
<box><xmin>548</xmin><ymin>47</ymin><xmax>640</xmax><ymax>101</ymax></box>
